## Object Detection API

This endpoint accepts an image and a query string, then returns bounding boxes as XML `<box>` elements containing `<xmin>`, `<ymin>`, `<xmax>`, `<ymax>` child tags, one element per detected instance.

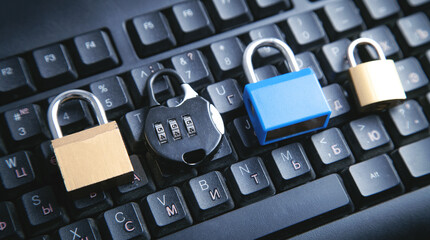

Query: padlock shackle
<box><xmin>48</xmin><ymin>89</ymin><xmax>108</xmax><ymax>139</ymax></box>
<box><xmin>243</xmin><ymin>38</ymin><xmax>299</xmax><ymax>84</ymax></box>
<box><xmin>147</xmin><ymin>68</ymin><xmax>198</xmax><ymax>107</ymax></box>
<box><xmin>347</xmin><ymin>38</ymin><xmax>386</xmax><ymax>67</ymax></box>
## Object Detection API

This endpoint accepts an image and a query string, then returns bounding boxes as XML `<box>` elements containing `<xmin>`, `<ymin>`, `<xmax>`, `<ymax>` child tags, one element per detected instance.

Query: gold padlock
<box><xmin>47</xmin><ymin>89</ymin><xmax>134</xmax><ymax>193</ymax></box>
<box><xmin>347</xmin><ymin>38</ymin><xmax>406</xmax><ymax>111</ymax></box>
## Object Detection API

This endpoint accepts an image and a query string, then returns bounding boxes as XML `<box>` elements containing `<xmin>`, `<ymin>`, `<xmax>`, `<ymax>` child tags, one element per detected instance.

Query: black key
<box><xmin>143</xmin><ymin>187</ymin><xmax>192</xmax><ymax>237</ymax></box>
<box><xmin>396</xmin><ymin>12</ymin><xmax>430</xmax><ymax>55</ymax></box>
<box><xmin>165</xmin><ymin>96</ymin><xmax>184</xmax><ymax>108</ymax></box>
<box><xmin>101</xmin><ymin>202</ymin><xmax>150</xmax><ymax>240</ymax></box>
<box><xmin>21</xmin><ymin>186</ymin><xmax>69</xmax><ymax>236</ymax></box>
<box><xmin>268</xmin><ymin>143</ymin><xmax>315</xmax><ymax>191</ymax></box>
<box><xmin>171</xmin><ymin>50</ymin><xmax>214</xmax><ymax>90</ymax></box>
<box><xmin>254</xmin><ymin>64</ymin><xmax>279</xmax><ymax>82</ymax></box>
<box><xmin>387</xmin><ymin>100</ymin><xmax>429</xmax><ymax>146</ymax></box>
<box><xmin>225</xmin><ymin>156</ymin><xmax>275</xmax><ymax>206</ymax></box>
<box><xmin>343</xmin><ymin>154</ymin><xmax>404</xmax><ymax>208</ymax></box>
<box><xmin>4</xmin><ymin>104</ymin><xmax>49</xmax><ymax>148</ymax></box>
<box><xmin>248</xmin><ymin>24</ymin><xmax>286</xmax><ymax>62</ymax></box>
<box><xmin>319</xmin><ymin>38</ymin><xmax>351</xmax><ymax>82</ymax></box>
<box><xmin>321</xmin><ymin>1</ymin><xmax>365</xmax><ymax>39</ymax></box>
<box><xmin>294</xmin><ymin>51</ymin><xmax>327</xmax><ymax>86</ymax></box>
<box><xmin>208</xmin><ymin>37</ymin><xmax>245</xmax><ymax>79</ymax></box>
<box><xmin>393</xmin><ymin>137</ymin><xmax>430</xmax><ymax>187</ymax></box>
<box><xmin>186</xmin><ymin>171</ymin><xmax>234</xmax><ymax>221</ymax></box>
<box><xmin>422</xmin><ymin>91</ymin><xmax>430</xmax><ymax>118</ymax></box>
<box><xmin>0</xmin><ymin>201</ymin><xmax>25</xmax><ymax>240</ymax></box>
<box><xmin>202</xmin><ymin>78</ymin><xmax>244</xmax><ymax>122</ymax></box>
<box><xmin>0</xmin><ymin>57</ymin><xmax>36</xmax><ymax>101</ymax></box>
<box><xmin>198</xmin><ymin>135</ymin><xmax>238</xmax><ymax>173</ymax></box>
<box><xmin>58</xmin><ymin>218</ymin><xmax>101</xmax><ymax>240</ymax></box>
<box><xmin>360</xmin><ymin>25</ymin><xmax>402</xmax><ymax>60</ymax></box>
<box><xmin>344</xmin><ymin>115</ymin><xmax>394</xmax><ymax>161</ymax></box>
<box><xmin>74</xmin><ymin>30</ymin><xmax>119</xmax><ymax>74</ymax></box>
<box><xmin>248</xmin><ymin>0</ymin><xmax>291</xmax><ymax>19</ymax></box>
<box><xmin>30</xmin><ymin>235</ymin><xmax>50</xmax><ymax>240</ymax></box>
<box><xmin>112</xmin><ymin>155</ymin><xmax>155</xmax><ymax>205</ymax></box>
<box><xmin>160</xmin><ymin>174</ymin><xmax>353</xmax><ymax>240</ymax></box>
<box><xmin>285</xmin><ymin>11</ymin><xmax>328</xmax><ymax>52</ymax></box>
<box><xmin>69</xmin><ymin>191</ymin><xmax>113</xmax><ymax>220</ymax></box>
<box><xmin>119</xmin><ymin>108</ymin><xmax>147</xmax><ymax>153</ymax></box>
<box><xmin>170</xmin><ymin>1</ymin><xmax>214</xmax><ymax>43</ymax></box>
<box><xmin>0</xmin><ymin>151</ymin><xmax>35</xmax><ymax>191</ymax></box>
<box><xmin>89</xmin><ymin>76</ymin><xmax>134</xmax><ymax>119</ymax></box>
<box><xmin>128</xmin><ymin>11</ymin><xmax>176</xmax><ymax>58</ymax></box>
<box><xmin>395</xmin><ymin>57</ymin><xmax>429</xmax><ymax>98</ymax></box>
<box><xmin>207</xmin><ymin>0</ymin><xmax>253</xmax><ymax>30</ymax></box>
<box><xmin>358</xmin><ymin>0</ymin><xmax>401</xmax><ymax>26</ymax></box>
<box><xmin>38</xmin><ymin>141</ymin><xmax>61</xmax><ymax>183</ymax></box>
<box><xmin>322</xmin><ymin>83</ymin><xmax>351</xmax><ymax>126</ymax></box>
<box><xmin>33</xmin><ymin>44</ymin><xmax>77</xmax><ymax>88</ymax></box>
<box><xmin>310</xmin><ymin>128</ymin><xmax>355</xmax><ymax>176</ymax></box>
<box><xmin>128</xmin><ymin>63</ymin><xmax>174</xmax><ymax>107</ymax></box>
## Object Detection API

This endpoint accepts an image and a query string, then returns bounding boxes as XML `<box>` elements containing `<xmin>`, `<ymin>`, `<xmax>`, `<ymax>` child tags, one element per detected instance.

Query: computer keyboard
<box><xmin>0</xmin><ymin>0</ymin><xmax>430</xmax><ymax>239</ymax></box>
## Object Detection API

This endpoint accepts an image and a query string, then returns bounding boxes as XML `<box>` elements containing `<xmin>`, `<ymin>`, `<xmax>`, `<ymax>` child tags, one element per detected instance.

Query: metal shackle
<box><xmin>147</xmin><ymin>68</ymin><xmax>198</xmax><ymax>107</ymax></box>
<box><xmin>243</xmin><ymin>38</ymin><xmax>300</xmax><ymax>84</ymax></box>
<box><xmin>348</xmin><ymin>37</ymin><xmax>386</xmax><ymax>67</ymax></box>
<box><xmin>48</xmin><ymin>89</ymin><xmax>108</xmax><ymax>139</ymax></box>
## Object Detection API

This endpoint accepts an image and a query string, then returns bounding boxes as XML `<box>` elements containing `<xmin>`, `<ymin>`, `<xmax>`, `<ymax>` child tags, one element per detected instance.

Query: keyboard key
<box><xmin>170</xmin><ymin>1</ymin><xmax>214</xmax><ymax>43</ymax></box>
<box><xmin>120</xmin><ymin>108</ymin><xmax>147</xmax><ymax>153</ymax></box>
<box><xmin>101</xmin><ymin>202</ymin><xmax>150</xmax><ymax>240</ymax></box>
<box><xmin>129</xmin><ymin>11</ymin><xmax>176</xmax><ymax>58</ymax></box>
<box><xmin>248</xmin><ymin>24</ymin><xmax>286</xmax><ymax>61</ymax></box>
<box><xmin>33</xmin><ymin>44</ymin><xmax>77</xmax><ymax>88</ymax></box>
<box><xmin>248</xmin><ymin>0</ymin><xmax>291</xmax><ymax>19</ymax></box>
<box><xmin>74</xmin><ymin>30</ymin><xmax>119</xmax><ymax>75</ymax></box>
<box><xmin>343</xmin><ymin>154</ymin><xmax>404</xmax><ymax>208</ymax></box>
<box><xmin>310</xmin><ymin>128</ymin><xmax>355</xmax><ymax>176</ymax></box>
<box><xmin>21</xmin><ymin>186</ymin><xmax>69</xmax><ymax>236</ymax></box>
<box><xmin>160</xmin><ymin>174</ymin><xmax>353</xmax><ymax>240</ymax></box>
<box><xmin>208</xmin><ymin>37</ymin><xmax>245</xmax><ymax>79</ymax></box>
<box><xmin>58</xmin><ymin>218</ymin><xmax>101</xmax><ymax>240</ymax></box>
<box><xmin>112</xmin><ymin>155</ymin><xmax>155</xmax><ymax>204</ymax></box>
<box><xmin>322</xmin><ymin>83</ymin><xmax>351</xmax><ymax>126</ymax></box>
<box><xmin>358</xmin><ymin>0</ymin><xmax>401</xmax><ymax>25</ymax></box>
<box><xmin>186</xmin><ymin>171</ymin><xmax>234</xmax><ymax>221</ymax></box>
<box><xmin>0</xmin><ymin>151</ymin><xmax>35</xmax><ymax>191</ymax></box>
<box><xmin>202</xmin><ymin>79</ymin><xmax>244</xmax><ymax>122</ymax></box>
<box><xmin>226</xmin><ymin>156</ymin><xmax>275</xmax><ymax>206</ymax></box>
<box><xmin>0</xmin><ymin>57</ymin><xmax>36</xmax><ymax>101</ymax></box>
<box><xmin>207</xmin><ymin>0</ymin><xmax>253</xmax><ymax>30</ymax></box>
<box><xmin>321</xmin><ymin>0</ymin><xmax>365</xmax><ymax>39</ymax></box>
<box><xmin>198</xmin><ymin>135</ymin><xmax>238</xmax><ymax>173</ymax></box>
<box><xmin>69</xmin><ymin>191</ymin><xmax>113</xmax><ymax>220</ymax></box>
<box><xmin>422</xmin><ymin>91</ymin><xmax>430</xmax><ymax>118</ymax></box>
<box><xmin>0</xmin><ymin>201</ymin><xmax>25</xmax><ymax>240</ymax></box>
<box><xmin>30</xmin><ymin>235</ymin><xmax>50</xmax><ymax>240</ymax></box>
<box><xmin>294</xmin><ymin>51</ymin><xmax>327</xmax><ymax>86</ymax></box>
<box><xmin>128</xmin><ymin>63</ymin><xmax>174</xmax><ymax>107</ymax></box>
<box><xmin>360</xmin><ymin>25</ymin><xmax>402</xmax><ymax>60</ymax></box>
<box><xmin>396</xmin><ymin>12</ymin><xmax>430</xmax><ymax>54</ymax></box>
<box><xmin>387</xmin><ymin>100</ymin><xmax>429</xmax><ymax>146</ymax></box>
<box><xmin>254</xmin><ymin>64</ymin><xmax>279</xmax><ymax>82</ymax></box>
<box><xmin>285</xmin><ymin>11</ymin><xmax>328</xmax><ymax>52</ymax></box>
<box><xmin>319</xmin><ymin>38</ymin><xmax>351</xmax><ymax>82</ymax></box>
<box><xmin>4</xmin><ymin>104</ymin><xmax>49</xmax><ymax>148</ymax></box>
<box><xmin>143</xmin><ymin>187</ymin><xmax>192</xmax><ymax>237</ymax></box>
<box><xmin>89</xmin><ymin>76</ymin><xmax>134</xmax><ymax>119</ymax></box>
<box><xmin>268</xmin><ymin>143</ymin><xmax>315</xmax><ymax>191</ymax></box>
<box><xmin>171</xmin><ymin>50</ymin><xmax>214</xmax><ymax>90</ymax></box>
<box><xmin>395</xmin><ymin>57</ymin><xmax>429</xmax><ymax>97</ymax></box>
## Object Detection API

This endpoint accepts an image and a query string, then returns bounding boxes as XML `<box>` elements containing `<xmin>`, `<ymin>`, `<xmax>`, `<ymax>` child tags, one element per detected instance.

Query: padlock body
<box><xmin>243</xmin><ymin>68</ymin><xmax>331</xmax><ymax>145</ymax></box>
<box><xmin>349</xmin><ymin>59</ymin><xmax>406</xmax><ymax>111</ymax></box>
<box><xmin>51</xmin><ymin>121</ymin><xmax>134</xmax><ymax>193</ymax></box>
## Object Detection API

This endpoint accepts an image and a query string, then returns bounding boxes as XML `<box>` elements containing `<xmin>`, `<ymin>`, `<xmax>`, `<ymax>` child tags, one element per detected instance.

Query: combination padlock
<box><xmin>48</xmin><ymin>90</ymin><xmax>134</xmax><ymax>193</ymax></box>
<box><xmin>144</xmin><ymin>69</ymin><xmax>224</xmax><ymax>166</ymax></box>
<box><xmin>347</xmin><ymin>38</ymin><xmax>406</xmax><ymax>111</ymax></box>
<box><xmin>243</xmin><ymin>38</ymin><xmax>331</xmax><ymax>145</ymax></box>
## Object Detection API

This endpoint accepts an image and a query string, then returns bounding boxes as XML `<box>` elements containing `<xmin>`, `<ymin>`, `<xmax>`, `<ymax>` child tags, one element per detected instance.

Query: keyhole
<box><xmin>182</xmin><ymin>149</ymin><xmax>205</xmax><ymax>165</ymax></box>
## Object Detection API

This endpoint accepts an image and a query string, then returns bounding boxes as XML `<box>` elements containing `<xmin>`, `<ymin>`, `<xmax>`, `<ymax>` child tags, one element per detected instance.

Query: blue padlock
<box><xmin>242</xmin><ymin>38</ymin><xmax>331</xmax><ymax>145</ymax></box>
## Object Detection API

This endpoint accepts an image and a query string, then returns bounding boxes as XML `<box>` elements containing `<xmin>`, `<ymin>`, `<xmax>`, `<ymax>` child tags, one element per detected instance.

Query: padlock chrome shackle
<box><xmin>147</xmin><ymin>68</ymin><xmax>198</xmax><ymax>107</ymax></box>
<box><xmin>243</xmin><ymin>38</ymin><xmax>300</xmax><ymax>84</ymax></box>
<box><xmin>347</xmin><ymin>38</ymin><xmax>386</xmax><ymax>67</ymax></box>
<box><xmin>48</xmin><ymin>89</ymin><xmax>108</xmax><ymax>139</ymax></box>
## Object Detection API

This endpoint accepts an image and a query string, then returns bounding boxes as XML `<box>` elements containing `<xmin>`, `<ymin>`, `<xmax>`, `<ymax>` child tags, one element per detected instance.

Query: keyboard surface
<box><xmin>1</xmin><ymin>0</ymin><xmax>430</xmax><ymax>239</ymax></box>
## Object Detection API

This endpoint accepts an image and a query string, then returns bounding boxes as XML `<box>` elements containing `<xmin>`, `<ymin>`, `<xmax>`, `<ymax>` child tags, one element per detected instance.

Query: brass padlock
<box><xmin>347</xmin><ymin>38</ymin><xmax>406</xmax><ymax>111</ymax></box>
<box><xmin>48</xmin><ymin>89</ymin><xmax>134</xmax><ymax>193</ymax></box>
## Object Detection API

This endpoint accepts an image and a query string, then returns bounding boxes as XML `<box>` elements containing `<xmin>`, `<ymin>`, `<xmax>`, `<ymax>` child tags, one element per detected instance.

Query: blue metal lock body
<box><xmin>243</xmin><ymin>68</ymin><xmax>331</xmax><ymax>145</ymax></box>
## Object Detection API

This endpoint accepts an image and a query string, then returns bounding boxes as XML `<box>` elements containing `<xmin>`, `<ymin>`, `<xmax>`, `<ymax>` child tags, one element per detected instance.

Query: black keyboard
<box><xmin>1</xmin><ymin>0</ymin><xmax>430</xmax><ymax>239</ymax></box>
